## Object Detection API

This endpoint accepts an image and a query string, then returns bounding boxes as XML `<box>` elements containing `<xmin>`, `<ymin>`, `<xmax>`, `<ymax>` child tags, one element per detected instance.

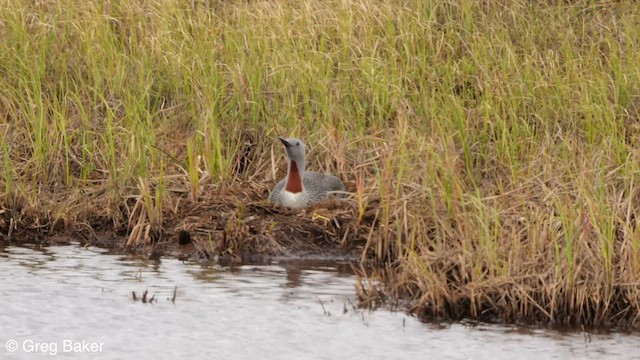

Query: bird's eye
<box><xmin>296</xmin><ymin>142</ymin><xmax>300</xmax><ymax>146</ymax></box>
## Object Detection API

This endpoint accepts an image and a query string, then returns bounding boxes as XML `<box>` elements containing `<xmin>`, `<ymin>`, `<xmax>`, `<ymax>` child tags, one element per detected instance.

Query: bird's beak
<box><xmin>279</xmin><ymin>137</ymin><xmax>291</xmax><ymax>147</ymax></box>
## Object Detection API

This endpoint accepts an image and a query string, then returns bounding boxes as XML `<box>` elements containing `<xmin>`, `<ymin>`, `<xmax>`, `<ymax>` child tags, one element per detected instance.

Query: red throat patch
<box><xmin>285</xmin><ymin>161</ymin><xmax>303</xmax><ymax>193</ymax></box>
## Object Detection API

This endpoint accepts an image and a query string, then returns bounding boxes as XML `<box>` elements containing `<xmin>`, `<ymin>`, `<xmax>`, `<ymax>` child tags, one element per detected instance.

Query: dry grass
<box><xmin>2</xmin><ymin>0</ymin><xmax>640</xmax><ymax>328</ymax></box>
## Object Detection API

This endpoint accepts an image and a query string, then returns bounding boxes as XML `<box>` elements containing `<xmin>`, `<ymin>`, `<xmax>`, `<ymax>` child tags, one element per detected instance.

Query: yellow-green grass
<box><xmin>2</xmin><ymin>0</ymin><xmax>640</xmax><ymax>327</ymax></box>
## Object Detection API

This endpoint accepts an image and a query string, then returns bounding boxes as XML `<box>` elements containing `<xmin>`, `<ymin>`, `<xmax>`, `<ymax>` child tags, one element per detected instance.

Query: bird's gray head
<box><xmin>279</xmin><ymin>137</ymin><xmax>306</xmax><ymax>165</ymax></box>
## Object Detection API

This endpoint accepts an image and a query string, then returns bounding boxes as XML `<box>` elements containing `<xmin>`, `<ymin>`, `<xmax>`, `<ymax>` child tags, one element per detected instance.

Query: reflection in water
<box><xmin>0</xmin><ymin>242</ymin><xmax>638</xmax><ymax>360</ymax></box>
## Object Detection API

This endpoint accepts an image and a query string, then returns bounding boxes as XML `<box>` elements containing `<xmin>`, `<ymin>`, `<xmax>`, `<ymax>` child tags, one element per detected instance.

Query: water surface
<box><xmin>0</xmin><ymin>242</ymin><xmax>637</xmax><ymax>359</ymax></box>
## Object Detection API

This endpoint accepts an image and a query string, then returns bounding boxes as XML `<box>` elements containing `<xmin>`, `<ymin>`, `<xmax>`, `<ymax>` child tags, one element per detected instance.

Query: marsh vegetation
<box><xmin>2</xmin><ymin>0</ymin><xmax>640</xmax><ymax>328</ymax></box>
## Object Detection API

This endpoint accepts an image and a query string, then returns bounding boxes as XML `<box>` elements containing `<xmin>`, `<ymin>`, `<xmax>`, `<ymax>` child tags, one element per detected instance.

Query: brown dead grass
<box><xmin>0</xmin><ymin>182</ymin><xmax>374</xmax><ymax>258</ymax></box>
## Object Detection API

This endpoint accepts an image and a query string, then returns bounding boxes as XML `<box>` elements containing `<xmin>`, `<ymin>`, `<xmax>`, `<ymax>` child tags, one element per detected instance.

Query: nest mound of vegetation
<box><xmin>0</xmin><ymin>181</ymin><xmax>379</xmax><ymax>261</ymax></box>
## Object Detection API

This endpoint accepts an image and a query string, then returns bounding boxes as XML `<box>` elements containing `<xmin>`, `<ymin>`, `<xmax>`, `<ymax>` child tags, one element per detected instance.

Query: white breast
<box><xmin>280</xmin><ymin>190</ymin><xmax>307</xmax><ymax>209</ymax></box>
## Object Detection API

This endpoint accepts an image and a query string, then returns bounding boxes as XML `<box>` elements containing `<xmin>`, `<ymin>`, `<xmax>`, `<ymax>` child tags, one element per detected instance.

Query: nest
<box><xmin>0</xmin><ymin>180</ymin><xmax>379</xmax><ymax>262</ymax></box>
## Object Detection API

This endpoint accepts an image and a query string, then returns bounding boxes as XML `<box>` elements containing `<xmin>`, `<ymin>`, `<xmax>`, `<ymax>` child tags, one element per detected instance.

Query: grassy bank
<box><xmin>2</xmin><ymin>0</ymin><xmax>640</xmax><ymax>328</ymax></box>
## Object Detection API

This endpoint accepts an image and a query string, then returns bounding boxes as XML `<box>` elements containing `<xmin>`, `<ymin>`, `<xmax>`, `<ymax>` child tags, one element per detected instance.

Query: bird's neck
<box><xmin>285</xmin><ymin>160</ymin><xmax>304</xmax><ymax>193</ymax></box>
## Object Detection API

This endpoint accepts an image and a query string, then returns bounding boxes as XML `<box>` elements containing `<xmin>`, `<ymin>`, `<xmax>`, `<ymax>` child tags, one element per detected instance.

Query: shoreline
<box><xmin>0</xmin><ymin>182</ymin><xmax>373</xmax><ymax>261</ymax></box>
<box><xmin>3</xmin><ymin>184</ymin><xmax>640</xmax><ymax>331</ymax></box>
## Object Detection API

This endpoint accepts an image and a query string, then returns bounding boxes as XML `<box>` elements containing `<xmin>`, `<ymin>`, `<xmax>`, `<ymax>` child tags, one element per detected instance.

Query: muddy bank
<box><xmin>0</xmin><ymin>182</ymin><xmax>376</xmax><ymax>262</ymax></box>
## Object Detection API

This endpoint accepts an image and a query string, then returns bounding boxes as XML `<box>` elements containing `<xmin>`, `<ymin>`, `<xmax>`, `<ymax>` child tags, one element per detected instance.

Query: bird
<box><xmin>268</xmin><ymin>137</ymin><xmax>345</xmax><ymax>209</ymax></box>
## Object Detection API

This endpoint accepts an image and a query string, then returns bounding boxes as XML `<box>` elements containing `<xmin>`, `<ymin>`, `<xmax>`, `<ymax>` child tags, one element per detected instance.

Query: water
<box><xmin>0</xmin><ymin>242</ymin><xmax>638</xmax><ymax>359</ymax></box>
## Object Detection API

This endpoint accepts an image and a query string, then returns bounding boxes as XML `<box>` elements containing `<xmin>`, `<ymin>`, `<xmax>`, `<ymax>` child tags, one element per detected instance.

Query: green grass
<box><xmin>2</xmin><ymin>0</ymin><xmax>640</xmax><ymax>327</ymax></box>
